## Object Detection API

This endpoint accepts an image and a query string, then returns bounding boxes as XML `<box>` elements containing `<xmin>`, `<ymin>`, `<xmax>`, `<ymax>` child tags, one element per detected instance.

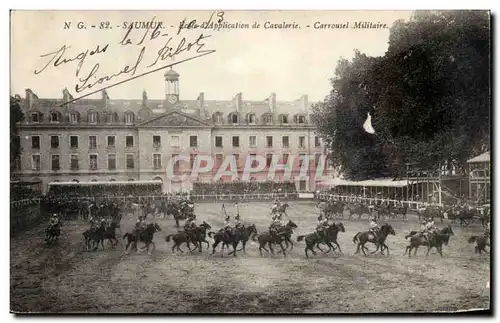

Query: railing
<box><xmin>190</xmin><ymin>192</ymin><xmax>299</xmax><ymax>201</ymax></box>
<box><xmin>10</xmin><ymin>198</ymin><xmax>41</xmax><ymax>209</ymax></box>
<box><xmin>315</xmin><ymin>193</ymin><xmax>441</xmax><ymax>210</ymax></box>
<box><xmin>10</xmin><ymin>198</ymin><xmax>44</xmax><ymax>236</ymax></box>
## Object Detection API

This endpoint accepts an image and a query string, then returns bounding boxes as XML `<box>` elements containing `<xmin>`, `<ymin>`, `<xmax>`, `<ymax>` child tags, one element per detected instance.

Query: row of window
<box><xmin>28</xmin><ymin>135</ymin><xmax>322</xmax><ymax>150</ymax></box>
<box><xmin>30</xmin><ymin>111</ymin><xmax>135</xmax><ymax>124</ymax></box>
<box><xmin>214</xmin><ymin>135</ymin><xmax>321</xmax><ymax>149</ymax></box>
<box><xmin>214</xmin><ymin>113</ymin><xmax>308</xmax><ymax>125</ymax></box>
<box><xmin>27</xmin><ymin>154</ymin><xmax>135</xmax><ymax>171</ymax></box>
<box><xmin>21</xmin><ymin>153</ymin><xmax>326</xmax><ymax>172</ymax></box>
<box><xmin>29</xmin><ymin>111</ymin><xmax>309</xmax><ymax>125</ymax></box>
<box><xmin>30</xmin><ymin>135</ymin><xmax>136</xmax><ymax>149</ymax></box>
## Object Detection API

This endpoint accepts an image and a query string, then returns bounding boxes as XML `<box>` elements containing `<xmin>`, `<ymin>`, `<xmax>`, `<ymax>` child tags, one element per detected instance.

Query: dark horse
<box><xmin>315</xmin><ymin>222</ymin><xmax>346</xmax><ymax>255</ymax></box>
<box><xmin>165</xmin><ymin>222</ymin><xmax>212</xmax><ymax>253</ymax></box>
<box><xmin>83</xmin><ymin>221</ymin><xmax>120</xmax><ymax>251</ymax></box>
<box><xmin>274</xmin><ymin>220</ymin><xmax>298</xmax><ymax>251</ymax></box>
<box><xmin>232</xmin><ymin>224</ymin><xmax>258</xmax><ymax>254</ymax></box>
<box><xmin>352</xmin><ymin>223</ymin><xmax>396</xmax><ymax>256</ymax></box>
<box><xmin>252</xmin><ymin>229</ymin><xmax>288</xmax><ymax>257</ymax></box>
<box><xmin>296</xmin><ymin>223</ymin><xmax>345</xmax><ymax>258</ymax></box>
<box><xmin>468</xmin><ymin>235</ymin><xmax>490</xmax><ymax>254</ymax></box>
<box><xmin>123</xmin><ymin>222</ymin><xmax>162</xmax><ymax>255</ymax></box>
<box><xmin>208</xmin><ymin>229</ymin><xmax>240</xmax><ymax>257</ymax></box>
<box><xmin>404</xmin><ymin>225</ymin><xmax>454</xmax><ymax>257</ymax></box>
<box><xmin>45</xmin><ymin>222</ymin><xmax>62</xmax><ymax>245</ymax></box>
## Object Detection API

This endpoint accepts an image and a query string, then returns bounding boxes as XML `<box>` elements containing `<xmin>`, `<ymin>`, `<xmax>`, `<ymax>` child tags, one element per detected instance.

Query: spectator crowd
<box><xmin>192</xmin><ymin>181</ymin><xmax>297</xmax><ymax>195</ymax></box>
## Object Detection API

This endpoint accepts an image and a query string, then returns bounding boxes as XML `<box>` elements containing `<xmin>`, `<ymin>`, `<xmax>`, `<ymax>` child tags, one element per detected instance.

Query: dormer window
<box><xmin>69</xmin><ymin>112</ymin><xmax>79</xmax><ymax>124</ymax></box>
<box><xmin>298</xmin><ymin>115</ymin><xmax>306</xmax><ymax>124</ymax></box>
<box><xmin>262</xmin><ymin>113</ymin><xmax>273</xmax><ymax>125</ymax></box>
<box><xmin>88</xmin><ymin>111</ymin><xmax>98</xmax><ymax>124</ymax></box>
<box><xmin>279</xmin><ymin>114</ymin><xmax>289</xmax><ymax>124</ymax></box>
<box><xmin>248</xmin><ymin>113</ymin><xmax>256</xmax><ymax>124</ymax></box>
<box><xmin>213</xmin><ymin>112</ymin><xmax>223</xmax><ymax>125</ymax></box>
<box><xmin>31</xmin><ymin>112</ymin><xmax>40</xmax><ymax>123</ymax></box>
<box><xmin>125</xmin><ymin>112</ymin><xmax>134</xmax><ymax>124</ymax></box>
<box><xmin>50</xmin><ymin>111</ymin><xmax>60</xmax><ymax>123</ymax></box>
<box><xmin>231</xmin><ymin>113</ymin><xmax>239</xmax><ymax>124</ymax></box>
<box><xmin>106</xmin><ymin>113</ymin><xmax>115</xmax><ymax>124</ymax></box>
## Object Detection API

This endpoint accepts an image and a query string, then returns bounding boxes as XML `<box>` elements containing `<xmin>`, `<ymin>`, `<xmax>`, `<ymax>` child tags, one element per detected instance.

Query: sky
<box><xmin>11</xmin><ymin>10</ymin><xmax>413</xmax><ymax>103</ymax></box>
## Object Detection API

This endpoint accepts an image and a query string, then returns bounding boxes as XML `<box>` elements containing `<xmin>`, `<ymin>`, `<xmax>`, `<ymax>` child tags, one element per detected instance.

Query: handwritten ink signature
<box><xmin>33</xmin><ymin>16</ymin><xmax>217</xmax><ymax>106</ymax></box>
<box><xmin>34</xmin><ymin>44</ymin><xmax>109</xmax><ymax>76</ymax></box>
<box><xmin>147</xmin><ymin>33</ymin><xmax>212</xmax><ymax>68</ymax></box>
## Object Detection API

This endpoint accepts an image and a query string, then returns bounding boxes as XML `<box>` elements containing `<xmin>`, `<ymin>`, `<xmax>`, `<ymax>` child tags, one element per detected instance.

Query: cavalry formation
<box><xmin>43</xmin><ymin>197</ymin><xmax>491</xmax><ymax>259</ymax></box>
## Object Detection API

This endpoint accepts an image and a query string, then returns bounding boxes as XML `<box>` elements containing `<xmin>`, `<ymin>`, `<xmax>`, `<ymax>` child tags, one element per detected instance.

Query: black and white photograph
<box><xmin>9</xmin><ymin>9</ymin><xmax>491</xmax><ymax>314</ymax></box>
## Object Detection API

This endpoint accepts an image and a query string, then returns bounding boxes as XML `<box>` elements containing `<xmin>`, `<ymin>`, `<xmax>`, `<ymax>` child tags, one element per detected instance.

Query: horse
<box><xmin>417</xmin><ymin>205</ymin><xmax>444</xmax><ymax>223</ymax></box>
<box><xmin>352</xmin><ymin>223</ymin><xmax>396</xmax><ymax>256</ymax></box>
<box><xmin>252</xmin><ymin>229</ymin><xmax>288</xmax><ymax>257</ymax></box>
<box><xmin>316</xmin><ymin>201</ymin><xmax>333</xmax><ymax>218</ymax></box>
<box><xmin>404</xmin><ymin>225</ymin><xmax>454</xmax><ymax>257</ymax></box>
<box><xmin>166</xmin><ymin>222</ymin><xmax>212</xmax><ymax>253</ymax></box>
<box><xmin>315</xmin><ymin>222</ymin><xmax>346</xmax><ymax>254</ymax></box>
<box><xmin>123</xmin><ymin>222</ymin><xmax>162</xmax><ymax>255</ymax></box>
<box><xmin>317</xmin><ymin>201</ymin><xmax>344</xmax><ymax>219</ymax></box>
<box><xmin>83</xmin><ymin>224</ymin><xmax>107</xmax><ymax>251</ymax></box>
<box><xmin>390</xmin><ymin>204</ymin><xmax>408</xmax><ymax>220</ymax></box>
<box><xmin>468</xmin><ymin>235</ymin><xmax>490</xmax><ymax>254</ymax></box>
<box><xmin>271</xmin><ymin>203</ymin><xmax>290</xmax><ymax>217</ymax></box>
<box><xmin>207</xmin><ymin>228</ymin><xmax>244</xmax><ymax>257</ymax></box>
<box><xmin>271</xmin><ymin>220</ymin><xmax>298</xmax><ymax>251</ymax></box>
<box><xmin>232</xmin><ymin>224</ymin><xmax>258</xmax><ymax>254</ymax></box>
<box><xmin>97</xmin><ymin>221</ymin><xmax>121</xmax><ymax>249</ymax></box>
<box><xmin>297</xmin><ymin>222</ymin><xmax>345</xmax><ymax>258</ymax></box>
<box><xmin>45</xmin><ymin>222</ymin><xmax>62</xmax><ymax>245</ymax></box>
<box><xmin>346</xmin><ymin>203</ymin><xmax>371</xmax><ymax>220</ymax></box>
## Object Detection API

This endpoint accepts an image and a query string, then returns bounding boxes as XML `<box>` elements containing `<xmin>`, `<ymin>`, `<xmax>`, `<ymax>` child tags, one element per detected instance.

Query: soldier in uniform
<box><xmin>184</xmin><ymin>215</ymin><xmax>197</xmax><ymax>241</ymax></box>
<box><xmin>425</xmin><ymin>217</ymin><xmax>437</xmax><ymax>238</ymax></box>
<box><xmin>223</xmin><ymin>215</ymin><xmax>232</xmax><ymax>236</ymax></box>
<box><xmin>315</xmin><ymin>215</ymin><xmax>328</xmax><ymax>242</ymax></box>
<box><xmin>234</xmin><ymin>214</ymin><xmax>243</xmax><ymax>230</ymax></box>
<box><xmin>271</xmin><ymin>197</ymin><xmax>281</xmax><ymax>214</ymax></box>
<box><xmin>368</xmin><ymin>216</ymin><xmax>380</xmax><ymax>239</ymax></box>
<box><xmin>46</xmin><ymin>214</ymin><xmax>61</xmax><ymax>239</ymax></box>
<box><xmin>134</xmin><ymin>216</ymin><xmax>146</xmax><ymax>244</ymax></box>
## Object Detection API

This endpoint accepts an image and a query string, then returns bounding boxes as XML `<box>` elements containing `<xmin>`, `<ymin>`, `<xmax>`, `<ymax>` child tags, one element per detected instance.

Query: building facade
<box><xmin>13</xmin><ymin>69</ymin><xmax>333</xmax><ymax>194</ymax></box>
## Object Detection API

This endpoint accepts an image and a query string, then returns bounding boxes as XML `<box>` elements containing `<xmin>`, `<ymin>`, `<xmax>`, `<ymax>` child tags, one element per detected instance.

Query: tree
<box><xmin>312</xmin><ymin>10</ymin><xmax>490</xmax><ymax>180</ymax></box>
<box><xmin>10</xmin><ymin>95</ymin><xmax>24</xmax><ymax>174</ymax></box>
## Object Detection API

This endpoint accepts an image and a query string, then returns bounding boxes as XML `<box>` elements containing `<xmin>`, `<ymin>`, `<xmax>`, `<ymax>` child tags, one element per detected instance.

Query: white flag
<box><xmin>363</xmin><ymin>113</ymin><xmax>376</xmax><ymax>134</ymax></box>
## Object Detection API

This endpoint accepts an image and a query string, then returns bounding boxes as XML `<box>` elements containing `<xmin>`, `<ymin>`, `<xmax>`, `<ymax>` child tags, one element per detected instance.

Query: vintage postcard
<box><xmin>10</xmin><ymin>10</ymin><xmax>491</xmax><ymax>314</ymax></box>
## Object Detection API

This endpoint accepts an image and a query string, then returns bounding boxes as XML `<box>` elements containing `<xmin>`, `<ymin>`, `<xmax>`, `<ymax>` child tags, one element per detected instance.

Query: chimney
<box><xmin>269</xmin><ymin>92</ymin><xmax>276</xmax><ymax>113</ymax></box>
<box><xmin>233</xmin><ymin>92</ymin><xmax>242</xmax><ymax>112</ymax></box>
<box><xmin>25</xmin><ymin>89</ymin><xmax>33</xmax><ymax>110</ymax></box>
<box><xmin>142</xmin><ymin>90</ymin><xmax>148</xmax><ymax>108</ymax></box>
<box><xmin>198</xmin><ymin>92</ymin><xmax>207</xmax><ymax>119</ymax></box>
<box><xmin>301</xmin><ymin>94</ymin><xmax>309</xmax><ymax>115</ymax></box>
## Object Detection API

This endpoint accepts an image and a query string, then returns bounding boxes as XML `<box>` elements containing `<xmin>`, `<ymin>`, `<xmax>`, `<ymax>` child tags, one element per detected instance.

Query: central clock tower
<box><xmin>164</xmin><ymin>67</ymin><xmax>180</xmax><ymax>107</ymax></box>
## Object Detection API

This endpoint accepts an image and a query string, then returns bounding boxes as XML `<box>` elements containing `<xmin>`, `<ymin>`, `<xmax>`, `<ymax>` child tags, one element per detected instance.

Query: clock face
<box><xmin>168</xmin><ymin>95</ymin><xmax>178</xmax><ymax>104</ymax></box>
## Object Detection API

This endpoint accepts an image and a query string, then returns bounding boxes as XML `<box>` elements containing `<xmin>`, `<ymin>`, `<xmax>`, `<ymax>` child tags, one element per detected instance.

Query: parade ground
<box><xmin>10</xmin><ymin>201</ymin><xmax>490</xmax><ymax>313</ymax></box>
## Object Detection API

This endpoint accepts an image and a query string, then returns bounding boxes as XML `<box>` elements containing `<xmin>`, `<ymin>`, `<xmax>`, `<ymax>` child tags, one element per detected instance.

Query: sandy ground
<box><xmin>10</xmin><ymin>201</ymin><xmax>490</xmax><ymax>313</ymax></box>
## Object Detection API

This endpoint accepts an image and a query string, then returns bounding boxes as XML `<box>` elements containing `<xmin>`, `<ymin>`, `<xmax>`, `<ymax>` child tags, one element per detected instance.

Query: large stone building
<box><xmin>13</xmin><ymin>69</ymin><xmax>332</xmax><ymax>194</ymax></box>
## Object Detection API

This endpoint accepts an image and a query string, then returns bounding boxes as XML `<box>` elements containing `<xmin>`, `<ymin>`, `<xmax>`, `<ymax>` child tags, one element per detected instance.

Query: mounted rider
<box><xmin>234</xmin><ymin>214</ymin><xmax>244</xmax><ymax>231</ymax></box>
<box><xmin>223</xmin><ymin>214</ymin><xmax>233</xmax><ymax>236</ymax></box>
<box><xmin>89</xmin><ymin>215</ymin><xmax>98</xmax><ymax>229</ymax></box>
<box><xmin>184</xmin><ymin>215</ymin><xmax>197</xmax><ymax>241</ymax></box>
<box><xmin>368</xmin><ymin>216</ymin><xmax>380</xmax><ymax>239</ymax></box>
<box><xmin>316</xmin><ymin>215</ymin><xmax>328</xmax><ymax>241</ymax></box>
<box><xmin>134</xmin><ymin>216</ymin><xmax>146</xmax><ymax>242</ymax></box>
<box><xmin>46</xmin><ymin>214</ymin><xmax>60</xmax><ymax>236</ymax></box>
<box><xmin>271</xmin><ymin>197</ymin><xmax>281</xmax><ymax>214</ymax></box>
<box><xmin>424</xmin><ymin>217</ymin><xmax>437</xmax><ymax>239</ymax></box>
